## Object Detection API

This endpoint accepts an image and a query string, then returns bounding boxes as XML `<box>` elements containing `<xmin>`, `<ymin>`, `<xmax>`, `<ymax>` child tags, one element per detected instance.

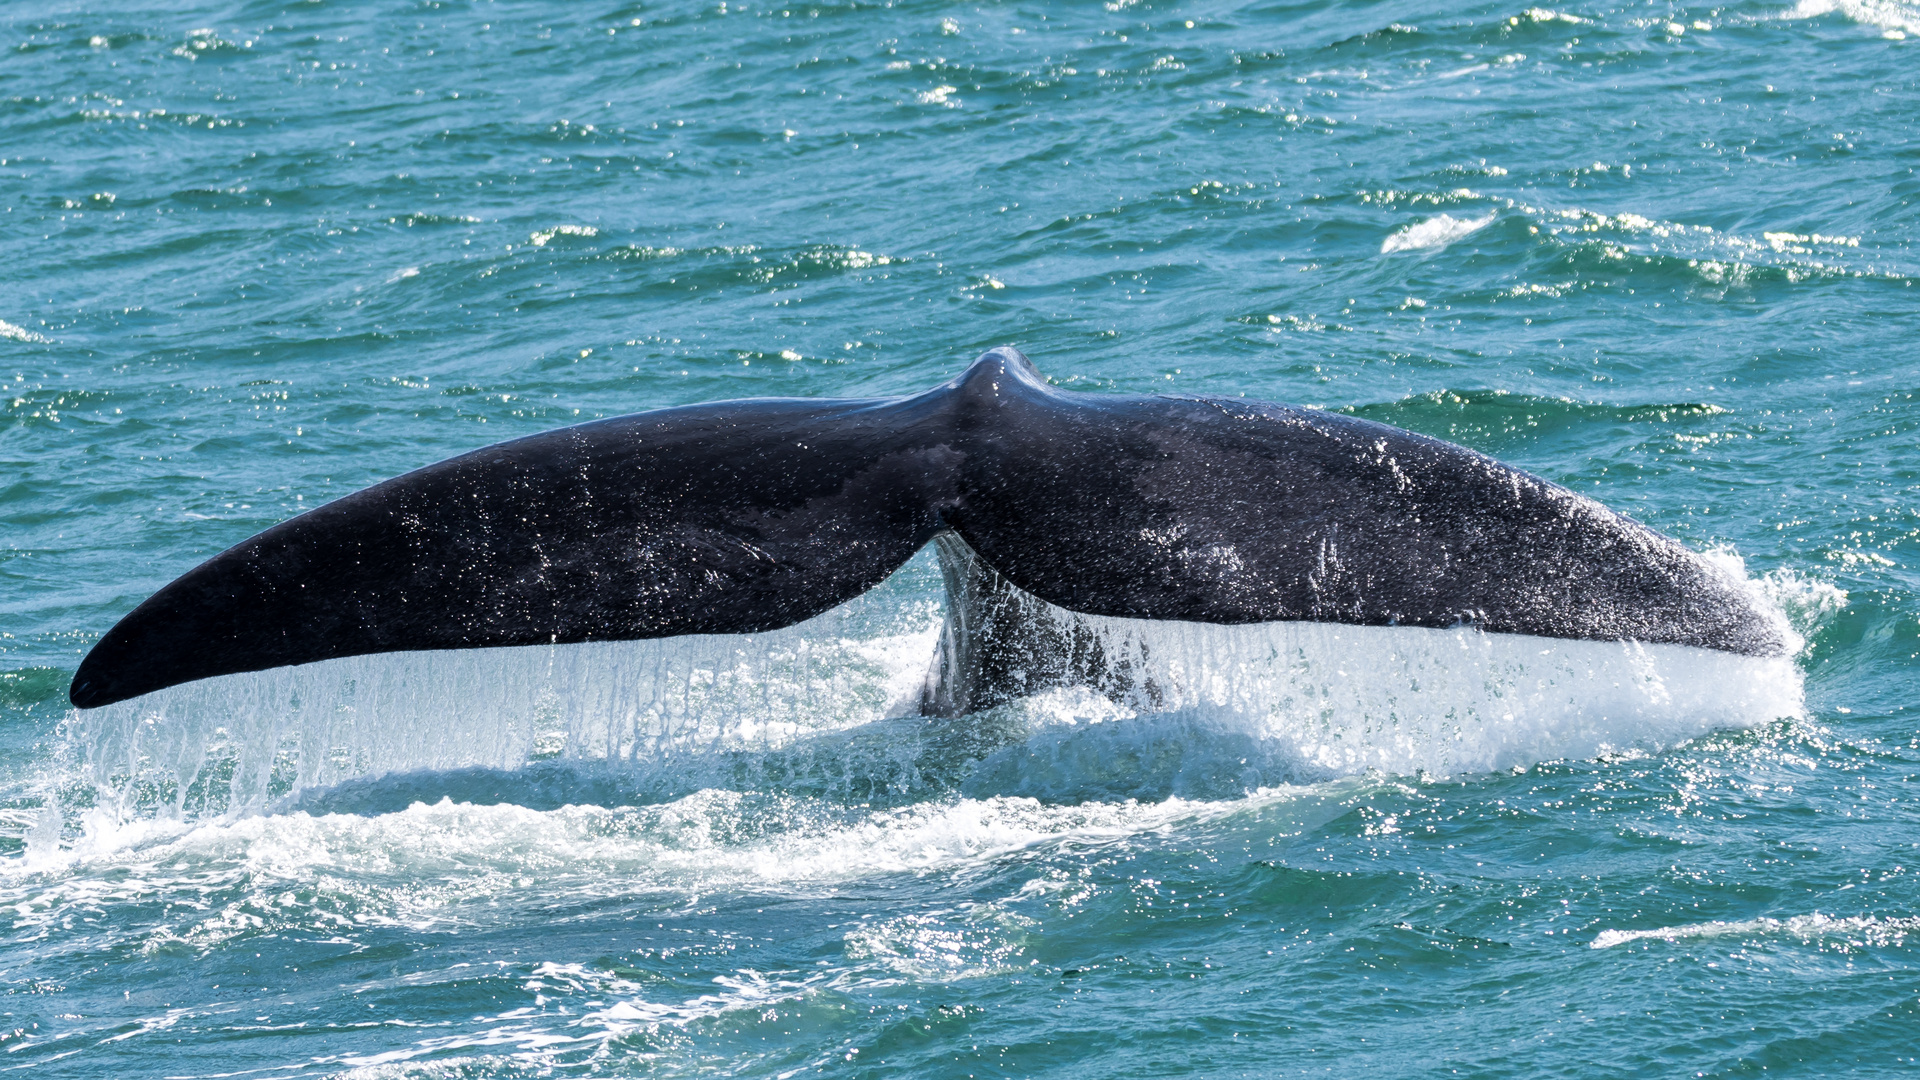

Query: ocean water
<box><xmin>1</xmin><ymin>0</ymin><xmax>1917</xmax><ymax>1074</ymax></box>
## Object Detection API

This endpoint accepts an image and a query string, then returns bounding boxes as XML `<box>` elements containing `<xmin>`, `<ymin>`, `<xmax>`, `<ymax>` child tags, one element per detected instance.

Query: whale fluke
<box><xmin>69</xmin><ymin>348</ymin><xmax>1787</xmax><ymax>710</ymax></box>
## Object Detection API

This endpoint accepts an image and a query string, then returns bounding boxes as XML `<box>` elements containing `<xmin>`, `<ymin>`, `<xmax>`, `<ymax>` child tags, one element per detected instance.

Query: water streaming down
<box><xmin>60</xmin><ymin>545</ymin><xmax>1805</xmax><ymax>827</ymax></box>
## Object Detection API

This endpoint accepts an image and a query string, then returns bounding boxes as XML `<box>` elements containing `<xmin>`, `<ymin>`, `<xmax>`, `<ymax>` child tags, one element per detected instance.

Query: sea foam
<box><xmin>1381</xmin><ymin>213</ymin><xmax>1495</xmax><ymax>253</ymax></box>
<box><xmin>1592</xmin><ymin>913</ymin><xmax>1920</xmax><ymax>950</ymax></box>
<box><xmin>1785</xmin><ymin>0</ymin><xmax>1920</xmax><ymax>37</ymax></box>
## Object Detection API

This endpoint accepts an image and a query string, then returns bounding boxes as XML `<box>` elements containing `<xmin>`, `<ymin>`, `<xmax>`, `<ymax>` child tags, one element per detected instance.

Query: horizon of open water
<box><xmin>2</xmin><ymin>0</ymin><xmax>1919</xmax><ymax>1075</ymax></box>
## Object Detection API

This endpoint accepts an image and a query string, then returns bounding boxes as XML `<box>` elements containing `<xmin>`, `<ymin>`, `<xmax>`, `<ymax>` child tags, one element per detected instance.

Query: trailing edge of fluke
<box><xmin>69</xmin><ymin>348</ymin><xmax>1788</xmax><ymax>711</ymax></box>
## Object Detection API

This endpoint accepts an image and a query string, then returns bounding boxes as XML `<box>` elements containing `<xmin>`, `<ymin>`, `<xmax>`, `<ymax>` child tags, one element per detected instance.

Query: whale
<box><xmin>68</xmin><ymin>347</ymin><xmax>1788</xmax><ymax>712</ymax></box>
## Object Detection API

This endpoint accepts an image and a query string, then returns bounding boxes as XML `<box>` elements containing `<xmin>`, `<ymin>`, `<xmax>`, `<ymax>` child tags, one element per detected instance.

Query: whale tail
<box><xmin>69</xmin><ymin>348</ymin><xmax>1789</xmax><ymax>711</ymax></box>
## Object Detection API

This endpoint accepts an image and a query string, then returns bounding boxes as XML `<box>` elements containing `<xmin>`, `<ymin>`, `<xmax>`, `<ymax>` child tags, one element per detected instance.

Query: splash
<box><xmin>528</xmin><ymin>224</ymin><xmax>599</xmax><ymax>246</ymax></box>
<box><xmin>0</xmin><ymin>318</ymin><xmax>51</xmax><ymax>343</ymax></box>
<box><xmin>64</xmin><ymin>609</ymin><xmax>943</xmax><ymax>822</ymax></box>
<box><xmin>1784</xmin><ymin>0</ymin><xmax>1920</xmax><ymax>37</ymax></box>
<box><xmin>968</xmin><ymin>621</ymin><xmax>1800</xmax><ymax>792</ymax></box>
<box><xmin>54</xmin><ymin>572</ymin><xmax>1805</xmax><ymax>829</ymax></box>
<box><xmin>1751</xmin><ymin>566</ymin><xmax>1848</xmax><ymax>642</ymax></box>
<box><xmin>2</xmin><ymin>789</ymin><xmax>1296</xmax><ymax>941</ymax></box>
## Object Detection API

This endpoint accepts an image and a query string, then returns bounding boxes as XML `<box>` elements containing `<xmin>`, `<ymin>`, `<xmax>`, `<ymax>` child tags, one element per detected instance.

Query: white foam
<box><xmin>1479</xmin><ymin>197</ymin><xmax>1890</xmax><ymax>284</ymax></box>
<box><xmin>1381</xmin><ymin>213</ymin><xmax>1495</xmax><ymax>254</ymax></box>
<box><xmin>1751</xmin><ymin>566</ymin><xmax>1848</xmax><ymax>641</ymax></box>
<box><xmin>1592</xmin><ymin>913</ymin><xmax>1920</xmax><ymax>950</ymax></box>
<box><xmin>1784</xmin><ymin>0</ymin><xmax>1919</xmax><ymax>37</ymax></box>
<box><xmin>528</xmin><ymin>224</ymin><xmax>598</xmax><ymax>246</ymax></box>
<box><xmin>1700</xmin><ymin>547</ymin><xmax>1825</xmax><ymax>654</ymax></box>
<box><xmin>0</xmin><ymin>319</ymin><xmax>51</xmax><ymax>343</ymax></box>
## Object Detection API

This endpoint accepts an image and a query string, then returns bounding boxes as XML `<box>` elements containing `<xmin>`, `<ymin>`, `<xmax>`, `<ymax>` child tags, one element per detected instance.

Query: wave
<box><xmin>1348</xmin><ymin>186</ymin><xmax>1904</xmax><ymax>285</ymax></box>
<box><xmin>1783</xmin><ymin>0</ymin><xmax>1920</xmax><ymax>37</ymax></box>
<box><xmin>1340</xmin><ymin>389</ymin><xmax>1729</xmax><ymax>454</ymax></box>
<box><xmin>0</xmin><ymin>782</ymin><xmax>1360</xmax><ymax>1077</ymax></box>
<box><xmin>1592</xmin><ymin>912</ymin><xmax>1920</xmax><ymax>950</ymax></box>
<box><xmin>591</xmin><ymin>240</ymin><xmax>904</xmax><ymax>285</ymax></box>
<box><xmin>0</xmin><ymin>318</ymin><xmax>52</xmax><ymax>343</ymax></box>
<box><xmin>14</xmin><ymin>787</ymin><xmax>1255</xmax><ymax>899</ymax></box>
<box><xmin>1381</xmin><ymin>213</ymin><xmax>1496</xmax><ymax>254</ymax></box>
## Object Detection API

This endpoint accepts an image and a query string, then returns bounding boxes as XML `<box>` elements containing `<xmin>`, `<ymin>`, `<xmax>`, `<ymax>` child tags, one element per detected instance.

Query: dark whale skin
<box><xmin>69</xmin><ymin>348</ymin><xmax>1786</xmax><ymax>709</ymax></box>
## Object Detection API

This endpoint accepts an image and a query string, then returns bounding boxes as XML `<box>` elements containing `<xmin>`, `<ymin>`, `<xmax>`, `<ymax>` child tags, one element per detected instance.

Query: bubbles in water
<box><xmin>1784</xmin><ymin>0</ymin><xmax>1920</xmax><ymax>38</ymax></box>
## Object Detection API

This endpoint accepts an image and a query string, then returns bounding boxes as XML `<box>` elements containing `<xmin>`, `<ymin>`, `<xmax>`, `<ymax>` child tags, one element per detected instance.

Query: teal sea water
<box><xmin>3</xmin><ymin>0</ymin><xmax>1918</xmax><ymax>1074</ymax></box>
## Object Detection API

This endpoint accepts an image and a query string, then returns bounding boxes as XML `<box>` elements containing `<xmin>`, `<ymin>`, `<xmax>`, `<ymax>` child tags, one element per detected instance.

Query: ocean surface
<box><xmin>2</xmin><ymin>0</ymin><xmax>1917</xmax><ymax>1075</ymax></box>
